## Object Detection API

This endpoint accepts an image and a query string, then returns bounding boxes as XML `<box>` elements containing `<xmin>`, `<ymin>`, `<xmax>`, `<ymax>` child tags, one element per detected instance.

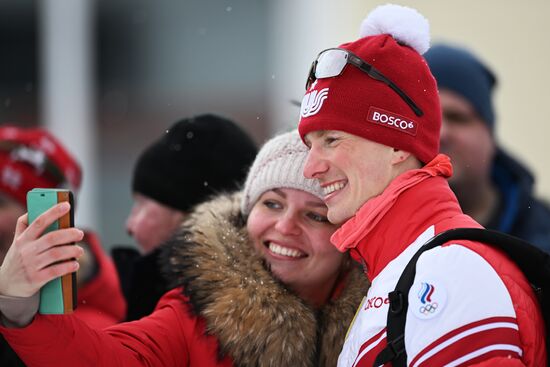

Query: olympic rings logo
<box><xmin>419</xmin><ymin>302</ymin><xmax>438</xmax><ymax>315</ymax></box>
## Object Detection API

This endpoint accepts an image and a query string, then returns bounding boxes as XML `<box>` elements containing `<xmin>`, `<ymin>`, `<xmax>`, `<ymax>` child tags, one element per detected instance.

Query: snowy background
<box><xmin>1</xmin><ymin>0</ymin><xmax>548</xmax><ymax>249</ymax></box>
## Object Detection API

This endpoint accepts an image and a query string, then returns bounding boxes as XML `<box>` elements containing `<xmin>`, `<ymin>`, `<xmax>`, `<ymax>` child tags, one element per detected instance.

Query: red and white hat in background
<box><xmin>0</xmin><ymin>125</ymin><xmax>82</xmax><ymax>206</ymax></box>
<box><xmin>298</xmin><ymin>4</ymin><xmax>441</xmax><ymax>164</ymax></box>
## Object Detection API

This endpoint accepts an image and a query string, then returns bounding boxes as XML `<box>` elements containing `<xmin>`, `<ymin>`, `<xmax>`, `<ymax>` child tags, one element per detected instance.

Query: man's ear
<box><xmin>391</xmin><ymin>148</ymin><xmax>412</xmax><ymax>165</ymax></box>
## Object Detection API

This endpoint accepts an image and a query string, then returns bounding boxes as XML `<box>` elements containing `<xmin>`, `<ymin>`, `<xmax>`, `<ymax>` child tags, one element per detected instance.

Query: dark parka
<box><xmin>489</xmin><ymin>148</ymin><xmax>550</xmax><ymax>253</ymax></box>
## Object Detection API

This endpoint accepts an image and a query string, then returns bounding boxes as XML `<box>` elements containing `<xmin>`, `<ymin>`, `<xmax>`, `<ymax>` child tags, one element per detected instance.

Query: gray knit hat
<box><xmin>241</xmin><ymin>129</ymin><xmax>324</xmax><ymax>215</ymax></box>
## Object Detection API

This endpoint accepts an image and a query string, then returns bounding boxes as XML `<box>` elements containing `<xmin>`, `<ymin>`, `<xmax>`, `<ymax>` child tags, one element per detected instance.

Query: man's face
<box><xmin>303</xmin><ymin>130</ymin><xmax>395</xmax><ymax>224</ymax></box>
<box><xmin>0</xmin><ymin>194</ymin><xmax>25</xmax><ymax>264</ymax></box>
<box><xmin>125</xmin><ymin>193</ymin><xmax>186</xmax><ymax>253</ymax></box>
<box><xmin>439</xmin><ymin>89</ymin><xmax>495</xmax><ymax>192</ymax></box>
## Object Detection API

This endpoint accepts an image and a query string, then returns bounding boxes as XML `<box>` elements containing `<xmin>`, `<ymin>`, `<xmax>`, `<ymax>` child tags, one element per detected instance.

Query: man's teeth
<box><xmin>324</xmin><ymin>182</ymin><xmax>345</xmax><ymax>196</ymax></box>
<box><xmin>268</xmin><ymin>242</ymin><xmax>303</xmax><ymax>258</ymax></box>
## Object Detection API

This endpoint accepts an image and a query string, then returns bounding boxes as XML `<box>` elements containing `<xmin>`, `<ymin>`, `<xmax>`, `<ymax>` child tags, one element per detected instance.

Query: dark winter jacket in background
<box><xmin>111</xmin><ymin>246</ymin><xmax>168</xmax><ymax>321</ymax></box>
<box><xmin>488</xmin><ymin>148</ymin><xmax>550</xmax><ymax>253</ymax></box>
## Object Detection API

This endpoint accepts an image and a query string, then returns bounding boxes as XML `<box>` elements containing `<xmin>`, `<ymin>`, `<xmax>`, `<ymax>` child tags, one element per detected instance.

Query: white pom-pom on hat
<box><xmin>359</xmin><ymin>3</ymin><xmax>430</xmax><ymax>55</ymax></box>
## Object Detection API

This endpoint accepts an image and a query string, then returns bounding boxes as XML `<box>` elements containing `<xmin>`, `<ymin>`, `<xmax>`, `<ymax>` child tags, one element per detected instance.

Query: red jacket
<box><xmin>1</xmin><ymin>277</ymin><xmax>364</xmax><ymax>367</ymax></box>
<box><xmin>0</xmin><ymin>193</ymin><xmax>368</xmax><ymax>367</ymax></box>
<box><xmin>334</xmin><ymin>156</ymin><xmax>546</xmax><ymax>366</ymax></box>
<box><xmin>1</xmin><ymin>289</ymin><xmax>233</xmax><ymax>366</ymax></box>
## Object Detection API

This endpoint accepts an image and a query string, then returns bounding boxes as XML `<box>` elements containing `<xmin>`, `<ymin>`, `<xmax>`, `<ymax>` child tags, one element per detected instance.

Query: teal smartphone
<box><xmin>26</xmin><ymin>188</ymin><xmax>76</xmax><ymax>315</ymax></box>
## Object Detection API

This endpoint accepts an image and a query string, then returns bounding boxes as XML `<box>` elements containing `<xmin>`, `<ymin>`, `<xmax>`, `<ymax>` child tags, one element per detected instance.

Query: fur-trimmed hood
<box><xmin>162</xmin><ymin>192</ymin><xmax>369</xmax><ymax>367</ymax></box>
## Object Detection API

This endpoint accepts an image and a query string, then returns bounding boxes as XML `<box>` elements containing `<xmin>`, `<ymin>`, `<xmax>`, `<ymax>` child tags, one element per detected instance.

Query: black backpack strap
<box><xmin>374</xmin><ymin>228</ymin><xmax>550</xmax><ymax>367</ymax></box>
<box><xmin>373</xmin><ymin>230</ymin><xmax>452</xmax><ymax>366</ymax></box>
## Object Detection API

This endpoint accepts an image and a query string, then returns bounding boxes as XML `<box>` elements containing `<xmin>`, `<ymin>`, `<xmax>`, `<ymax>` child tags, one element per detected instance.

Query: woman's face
<box><xmin>247</xmin><ymin>188</ymin><xmax>344</xmax><ymax>304</ymax></box>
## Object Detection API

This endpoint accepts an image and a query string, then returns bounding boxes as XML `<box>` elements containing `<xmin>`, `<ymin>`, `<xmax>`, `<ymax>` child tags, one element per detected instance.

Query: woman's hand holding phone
<box><xmin>0</xmin><ymin>201</ymin><xmax>84</xmax><ymax>299</ymax></box>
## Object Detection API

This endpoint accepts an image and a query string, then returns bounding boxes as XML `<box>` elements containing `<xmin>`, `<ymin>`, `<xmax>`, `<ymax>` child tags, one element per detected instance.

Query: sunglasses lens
<box><xmin>305</xmin><ymin>61</ymin><xmax>317</xmax><ymax>90</ymax></box>
<box><xmin>304</xmin><ymin>48</ymin><xmax>423</xmax><ymax>117</ymax></box>
<box><xmin>315</xmin><ymin>49</ymin><xmax>348</xmax><ymax>78</ymax></box>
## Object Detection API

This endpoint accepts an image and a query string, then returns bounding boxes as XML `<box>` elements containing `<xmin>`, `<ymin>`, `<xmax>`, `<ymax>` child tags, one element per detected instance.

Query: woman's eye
<box><xmin>263</xmin><ymin>200</ymin><xmax>282</xmax><ymax>210</ymax></box>
<box><xmin>307</xmin><ymin>212</ymin><xmax>329</xmax><ymax>223</ymax></box>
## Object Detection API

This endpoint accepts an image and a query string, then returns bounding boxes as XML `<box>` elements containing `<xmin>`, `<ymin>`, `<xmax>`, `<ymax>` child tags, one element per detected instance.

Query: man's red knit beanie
<box><xmin>298</xmin><ymin>4</ymin><xmax>441</xmax><ymax>164</ymax></box>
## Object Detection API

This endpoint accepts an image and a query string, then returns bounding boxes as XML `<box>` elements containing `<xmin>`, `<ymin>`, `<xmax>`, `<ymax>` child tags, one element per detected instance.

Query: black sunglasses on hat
<box><xmin>305</xmin><ymin>48</ymin><xmax>424</xmax><ymax>117</ymax></box>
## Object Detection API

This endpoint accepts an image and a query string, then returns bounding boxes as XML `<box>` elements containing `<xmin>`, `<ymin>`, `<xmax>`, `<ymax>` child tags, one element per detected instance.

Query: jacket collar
<box><xmin>331</xmin><ymin>155</ymin><xmax>463</xmax><ymax>280</ymax></box>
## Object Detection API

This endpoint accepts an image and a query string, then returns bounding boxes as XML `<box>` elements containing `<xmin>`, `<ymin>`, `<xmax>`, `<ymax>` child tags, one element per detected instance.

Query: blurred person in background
<box><xmin>0</xmin><ymin>129</ymin><xmax>368</xmax><ymax>367</ymax></box>
<box><xmin>113</xmin><ymin>114</ymin><xmax>258</xmax><ymax>321</ymax></box>
<box><xmin>425</xmin><ymin>44</ymin><xmax>550</xmax><ymax>253</ymax></box>
<box><xmin>0</xmin><ymin>124</ymin><xmax>125</xmax><ymax>366</ymax></box>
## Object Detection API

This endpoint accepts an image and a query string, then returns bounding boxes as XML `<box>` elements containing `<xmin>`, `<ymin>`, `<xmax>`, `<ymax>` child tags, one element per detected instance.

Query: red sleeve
<box><xmin>0</xmin><ymin>289</ymin><xmax>189</xmax><ymax>367</ymax></box>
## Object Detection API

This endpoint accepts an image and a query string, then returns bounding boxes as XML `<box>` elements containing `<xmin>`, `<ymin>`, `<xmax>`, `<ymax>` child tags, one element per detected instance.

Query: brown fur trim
<box><xmin>317</xmin><ymin>268</ymin><xmax>369</xmax><ymax>366</ymax></box>
<box><xmin>162</xmin><ymin>192</ymin><xmax>369</xmax><ymax>367</ymax></box>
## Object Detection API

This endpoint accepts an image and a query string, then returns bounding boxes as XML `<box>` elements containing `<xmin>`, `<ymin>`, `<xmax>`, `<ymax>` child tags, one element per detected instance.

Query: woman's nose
<box><xmin>274</xmin><ymin>212</ymin><xmax>301</xmax><ymax>236</ymax></box>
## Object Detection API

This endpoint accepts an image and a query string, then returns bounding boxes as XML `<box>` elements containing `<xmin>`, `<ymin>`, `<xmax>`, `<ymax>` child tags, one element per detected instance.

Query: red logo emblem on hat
<box><xmin>367</xmin><ymin>107</ymin><xmax>417</xmax><ymax>136</ymax></box>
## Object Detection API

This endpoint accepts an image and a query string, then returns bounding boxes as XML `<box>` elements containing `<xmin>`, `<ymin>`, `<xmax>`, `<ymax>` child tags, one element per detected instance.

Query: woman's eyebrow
<box><xmin>272</xmin><ymin>188</ymin><xmax>286</xmax><ymax>198</ymax></box>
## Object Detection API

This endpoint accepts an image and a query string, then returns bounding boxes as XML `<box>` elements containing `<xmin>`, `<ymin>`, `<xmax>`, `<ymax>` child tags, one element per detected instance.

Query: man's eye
<box><xmin>324</xmin><ymin>136</ymin><xmax>338</xmax><ymax>145</ymax></box>
<box><xmin>307</xmin><ymin>212</ymin><xmax>329</xmax><ymax>223</ymax></box>
<box><xmin>443</xmin><ymin>111</ymin><xmax>476</xmax><ymax>125</ymax></box>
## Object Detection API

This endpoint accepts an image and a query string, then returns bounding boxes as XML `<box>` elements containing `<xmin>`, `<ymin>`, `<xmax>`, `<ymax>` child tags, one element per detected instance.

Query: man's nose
<box><xmin>303</xmin><ymin>148</ymin><xmax>328</xmax><ymax>180</ymax></box>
